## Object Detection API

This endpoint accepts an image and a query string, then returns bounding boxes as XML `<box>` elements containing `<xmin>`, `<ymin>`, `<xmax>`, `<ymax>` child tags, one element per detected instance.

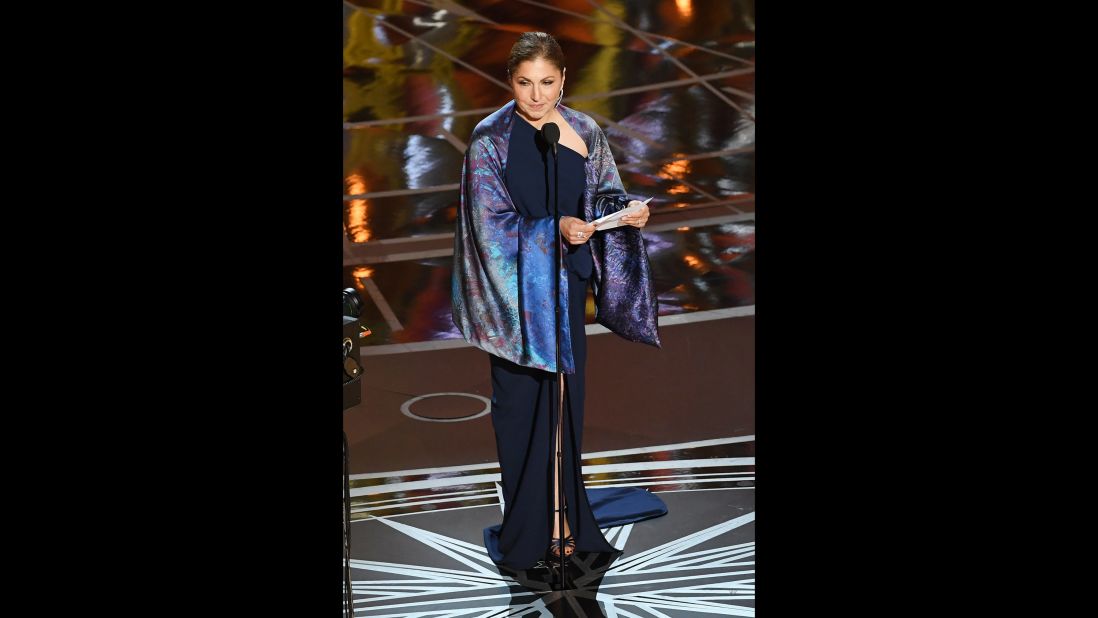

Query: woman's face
<box><xmin>510</xmin><ymin>57</ymin><xmax>564</xmax><ymax>124</ymax></box>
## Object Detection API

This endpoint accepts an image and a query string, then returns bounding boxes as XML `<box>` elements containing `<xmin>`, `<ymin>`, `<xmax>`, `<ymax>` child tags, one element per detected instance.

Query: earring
<box><xmin>556</xmin><ymin>87</ymin><xmax>564</xmax><ymax>106</ymax></box>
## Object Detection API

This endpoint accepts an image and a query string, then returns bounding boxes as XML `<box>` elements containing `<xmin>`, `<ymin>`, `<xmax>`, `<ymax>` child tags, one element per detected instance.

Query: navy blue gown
<box><xmin>483</xmin><ymin>115</ymin><xmax>667</xmax><ymax>571</ymax></box>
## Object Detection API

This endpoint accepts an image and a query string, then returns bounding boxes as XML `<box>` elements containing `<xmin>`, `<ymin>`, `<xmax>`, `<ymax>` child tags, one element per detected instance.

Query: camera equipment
<box><xmin>343</xmin><ymin>287</ymin><xmax>367</xmax><ymax>617</ymax></box>
<box><xmin>343</xmin><ymin>288</ymin><xmax>365</xmax><ymax>411</ymax></box>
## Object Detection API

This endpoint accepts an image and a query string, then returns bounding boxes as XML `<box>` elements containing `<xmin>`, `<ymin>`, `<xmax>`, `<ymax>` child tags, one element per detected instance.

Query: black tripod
<box><xmin>342</xmin><ymin>295</ymin><xmax>365</xmax><ymax>616</ymax></box>
<box><xmin>541</xmin><ymin>121</ymin><xmax>573</xmax><ymax>590</ymax></box>
<box><xmin>342</xmin><ymin>430</ymin><xmax>353</xmax><ymax>616</ymax></box>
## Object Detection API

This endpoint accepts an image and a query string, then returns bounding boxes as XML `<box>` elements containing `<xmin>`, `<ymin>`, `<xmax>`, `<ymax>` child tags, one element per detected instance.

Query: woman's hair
<box><xmin>506</xmin><ymin>32</ymin><xmax>565</xmax><ymax>77</ymax></box>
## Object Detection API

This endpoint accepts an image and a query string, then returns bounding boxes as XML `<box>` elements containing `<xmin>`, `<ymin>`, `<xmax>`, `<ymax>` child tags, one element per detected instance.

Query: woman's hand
<box><xmin>620</xmin><ymin>200</ymin><xmax>650</xmax><ymax>228</ymax></box>
<box><xmin>560</xmin><ymin>216</ymin><xmax>596</xmax><ymax>245</ymax></box>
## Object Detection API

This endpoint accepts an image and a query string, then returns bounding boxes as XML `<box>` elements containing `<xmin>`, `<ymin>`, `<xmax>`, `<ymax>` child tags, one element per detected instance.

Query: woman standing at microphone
<box><xmin>452</xmin><ymin>32</ymin><xmax>665</xmax><ymax>572</ymax></box>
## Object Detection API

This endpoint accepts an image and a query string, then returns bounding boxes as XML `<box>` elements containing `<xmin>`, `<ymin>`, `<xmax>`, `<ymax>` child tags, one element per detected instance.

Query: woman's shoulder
<box><xmin>469</xmin><ymin>100</ymin><xmax>516</xmax><ymax>145</ymax></box>
<box><xmin>558</xmin><ymin>105</ymin><xmax>604</xmax><ymax>140</ymax></box>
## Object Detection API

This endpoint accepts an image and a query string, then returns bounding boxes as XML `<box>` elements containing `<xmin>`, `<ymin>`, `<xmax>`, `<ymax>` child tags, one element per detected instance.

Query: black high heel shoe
<box><xmin>548</xmin><ymin>507</ymin><xmax>575</xmax><ymax>558</ymax></box>
<box><xmin>549</xmin><ymin>535</ymin><xmax>576</xmax><ymax>558</ymax></box>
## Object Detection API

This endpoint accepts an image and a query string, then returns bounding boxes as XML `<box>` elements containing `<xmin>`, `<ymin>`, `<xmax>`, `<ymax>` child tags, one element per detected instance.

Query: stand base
<box><xmin>544</xmin><ymin>556</ymin><xmax>575</xmax><ymax>590</ymax></box>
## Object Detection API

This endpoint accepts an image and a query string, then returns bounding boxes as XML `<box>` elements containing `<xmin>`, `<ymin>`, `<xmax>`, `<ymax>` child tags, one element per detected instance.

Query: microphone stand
<box><xmin>545</xmin><ymin>127</ymin><xmax>572</xmax><ymax>590</ymax></box>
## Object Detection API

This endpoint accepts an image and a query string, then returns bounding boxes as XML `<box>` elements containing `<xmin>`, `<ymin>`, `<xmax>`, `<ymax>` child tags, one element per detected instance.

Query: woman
<box><xmin>452</xmin><ymin>32</ymin><xmax>666</xmax><ymax>571</ymax></box>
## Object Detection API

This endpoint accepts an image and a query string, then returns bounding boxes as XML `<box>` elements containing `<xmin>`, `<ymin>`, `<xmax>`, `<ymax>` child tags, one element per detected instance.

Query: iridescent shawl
<box><xmin>452</xmin><ymin>100</ymin><xmax>660</xmax><ymax>373</ymax></box>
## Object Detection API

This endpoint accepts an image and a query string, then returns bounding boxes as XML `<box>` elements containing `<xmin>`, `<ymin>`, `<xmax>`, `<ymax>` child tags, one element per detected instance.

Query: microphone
<box><xmin>541</xmin><ymin>122</ymin><xmax>559</xmax><ymax>157</ymax></box>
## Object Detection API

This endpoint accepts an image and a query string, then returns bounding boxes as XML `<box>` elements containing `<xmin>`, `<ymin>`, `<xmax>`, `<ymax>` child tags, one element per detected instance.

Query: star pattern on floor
<box><xmin>348</xmin><ymin>510</ymin><xmax>754</xmax><ymax>616</ymax></box>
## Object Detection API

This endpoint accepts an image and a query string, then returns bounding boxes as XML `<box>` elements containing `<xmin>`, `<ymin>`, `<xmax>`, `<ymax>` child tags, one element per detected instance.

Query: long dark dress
<box><xmin>483</xmin><ymin>116</ymin><xmax>666</xmax><ymax>570</ymax></box>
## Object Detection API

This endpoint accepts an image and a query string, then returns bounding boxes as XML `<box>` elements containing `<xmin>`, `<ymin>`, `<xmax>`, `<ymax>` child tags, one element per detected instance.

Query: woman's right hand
<box><xmin>559</xmin><ymin>216</ymin><xmax>596</xmax><ymax>245</ymax></box>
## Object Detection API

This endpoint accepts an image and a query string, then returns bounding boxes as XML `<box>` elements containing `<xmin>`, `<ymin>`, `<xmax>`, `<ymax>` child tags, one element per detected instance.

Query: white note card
<box><xmin>591</xmin><ymin>196</ymin><xmax>652</xmax><ymax>231</ymax></box>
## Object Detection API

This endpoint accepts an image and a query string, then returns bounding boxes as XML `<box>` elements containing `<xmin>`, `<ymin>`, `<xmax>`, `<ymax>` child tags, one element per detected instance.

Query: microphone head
<box><xmin>541</xmin><ymin>122</ymin><xmax>560</xmax><ymax>145</ymax></box>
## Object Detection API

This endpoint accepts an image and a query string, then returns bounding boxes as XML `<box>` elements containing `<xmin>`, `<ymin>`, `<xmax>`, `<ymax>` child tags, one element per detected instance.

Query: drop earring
<box><xmin>556</xmin><ymin>87</ymin><xmax>564</xmax><ymax>106</ymax></box>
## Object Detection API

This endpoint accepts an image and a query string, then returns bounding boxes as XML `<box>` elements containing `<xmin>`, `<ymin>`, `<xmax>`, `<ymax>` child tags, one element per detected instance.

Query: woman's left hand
<box><xmin>621</xmin><ymin>200</ymin><xmax>650</xmax><ymax>228</ymax></box>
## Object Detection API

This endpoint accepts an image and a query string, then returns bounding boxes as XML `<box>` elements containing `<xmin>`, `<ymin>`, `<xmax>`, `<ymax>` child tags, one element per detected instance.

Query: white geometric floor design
<box><xmin>348</xmin><ymin>493</ymin><xmax>754</xmax><ymax>617</ymax></box>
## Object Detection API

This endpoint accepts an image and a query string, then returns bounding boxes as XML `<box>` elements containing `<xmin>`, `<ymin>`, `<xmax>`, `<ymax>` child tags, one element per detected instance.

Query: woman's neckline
<box><xmin>514</xmin><ymin>110</ymin><xmax>588</xmax><ymax>160</ymax></box>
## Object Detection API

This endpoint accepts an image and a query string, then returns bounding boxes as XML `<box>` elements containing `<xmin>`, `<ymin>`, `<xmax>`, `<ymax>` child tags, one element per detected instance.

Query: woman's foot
<box><xmin>549</xmin><ymin>505</ymin><xmax>573</xmax><ymax>557</ymax></box>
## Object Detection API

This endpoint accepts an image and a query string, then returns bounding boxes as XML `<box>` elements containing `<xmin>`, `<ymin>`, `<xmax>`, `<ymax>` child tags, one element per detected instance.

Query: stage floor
<box><xmin>343</xmin><ymin>1</ymin><xmax>755</xmax><ymax>614</ymax></box>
